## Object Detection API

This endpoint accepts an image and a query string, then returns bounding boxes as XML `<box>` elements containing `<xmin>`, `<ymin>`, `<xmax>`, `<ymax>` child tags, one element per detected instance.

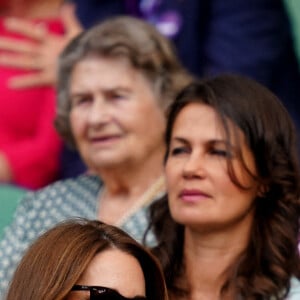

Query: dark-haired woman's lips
<box><xmin>179</xmin><ymin>189</ymin><xmax>211</xmax><ymax>203</ymax></box>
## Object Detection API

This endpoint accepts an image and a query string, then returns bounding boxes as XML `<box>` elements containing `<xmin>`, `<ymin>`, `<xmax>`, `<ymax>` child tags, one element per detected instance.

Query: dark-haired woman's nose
<box><xmin>182</xmin><ymin>152</ymin><xmax>207</xmax><ymax>179</ymax></box>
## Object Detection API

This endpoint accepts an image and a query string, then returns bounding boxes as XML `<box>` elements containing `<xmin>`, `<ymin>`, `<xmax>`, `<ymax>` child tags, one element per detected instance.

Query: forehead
<box><xmin>172</xmin><ymin>103</ymin><xmax>225</xmax><ymax>137</ymax></box>
<box><xmin>69</xmin><ymin>56</ymin><xmax>154</xmax><ymax>93</ymax></box>
<box><xmin>172</xmin><ymin>102</ymin><xmax>249</xmax><ymax>147</ymax></box>
<box><xmin>69</xmin><ymin>56</ymin><xmax>149</xmax><ymax>92</ymax></box>
<box><xmin>78</xmin><ymin>248</ymin><xmax>145</xmax><ymax>289</ymax></box>
<box><xmin>170</xmin><ymin>102</ymin><xmax>257</xmax><ymax>171</ymax></box>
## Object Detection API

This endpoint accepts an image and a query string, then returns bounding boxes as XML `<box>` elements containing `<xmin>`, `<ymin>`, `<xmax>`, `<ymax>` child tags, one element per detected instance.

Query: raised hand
<box><xmin>0</xmin><ymin>3</ymin><xmax>82</xmax><ymax>88</ymax></box>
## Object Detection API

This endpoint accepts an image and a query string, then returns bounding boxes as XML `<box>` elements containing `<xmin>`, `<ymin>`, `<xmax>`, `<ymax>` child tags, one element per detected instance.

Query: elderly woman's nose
<box><xmin>88</xmin><ymin>97</ymin><xmax>111</xmax><ymax>124</ymax></box>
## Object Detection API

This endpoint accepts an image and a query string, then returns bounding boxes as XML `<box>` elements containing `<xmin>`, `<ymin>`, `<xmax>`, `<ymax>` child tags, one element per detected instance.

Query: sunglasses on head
<box><xmin>71</xmin><ymin>285</ymin><xmax>147</xmax><ymax>300</ymax></box>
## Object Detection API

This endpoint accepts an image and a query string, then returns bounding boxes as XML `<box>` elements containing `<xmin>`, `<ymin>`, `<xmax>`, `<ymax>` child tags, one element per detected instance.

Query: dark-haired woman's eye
<box><xmin>170</xmin><ymin>146</ymin><xmax>189</xmax><ymax>156</ymax></box>
<box><xmin>210</xmin><ymin>148</ymin><xmax>231</xmax><ymax>158</ymax></box>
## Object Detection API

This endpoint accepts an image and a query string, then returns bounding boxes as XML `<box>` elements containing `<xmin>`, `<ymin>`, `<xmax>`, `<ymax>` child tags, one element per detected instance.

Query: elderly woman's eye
<box><xmin>71</xmin><ymin>95</ymin><xmax>92</xmax><ymax>107</ymax></box>
<box><xmin>111</xmin><ymin>93</ymin><xmax>127</xmax><ymax>100</ymax></box>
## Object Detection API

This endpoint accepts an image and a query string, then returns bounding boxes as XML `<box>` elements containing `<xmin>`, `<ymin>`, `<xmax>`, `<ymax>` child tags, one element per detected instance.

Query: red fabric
<box><xmin>0</xmin><ymin>18</ymin><xmax>64</xmax><ymax>189</ymax></box>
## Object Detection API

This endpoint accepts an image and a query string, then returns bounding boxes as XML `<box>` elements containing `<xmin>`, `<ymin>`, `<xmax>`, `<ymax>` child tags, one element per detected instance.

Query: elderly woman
<box><xmin>0</xmin><ymin>16</ymin><xmax>192</xmax><ymax>296</ymax></box>
<box><xmin>148</xmin><ymin>74</ymin><xmax>300</xmax><ymax>299</ymax></box>
<box><xmin>5</xmin><ymin>219</ymin><xmax>168</xmax><ymax>300</ymax></box>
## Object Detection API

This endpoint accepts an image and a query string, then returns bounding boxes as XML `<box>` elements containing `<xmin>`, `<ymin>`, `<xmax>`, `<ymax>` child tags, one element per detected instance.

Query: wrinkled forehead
<box><xmin>68</xmin><ymin>53</ymin><xmax>164</xmax><ymax>104</ymax></box>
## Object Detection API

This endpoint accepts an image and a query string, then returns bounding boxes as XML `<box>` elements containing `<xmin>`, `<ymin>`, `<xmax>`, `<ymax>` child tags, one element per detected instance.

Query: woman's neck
<box><xmin>98</xmin><ymin>173</ymin><xmax>165</xmax><ymax>225</ymax></box>
<box><xmin>96</xmin><ymin>145</ymin><xmax>165</xmax><ymax>198</ymax></box>
<box><xmin>182</xmin><ymin>226</ymin><xmax>250</xmax><ymax>300</ymax></box>
<box><xmin>101</xmin><ymin>168</ymin><xmax>165</xmax><ymax>202</ymax></box>
<box><xmin>96</xmin><ymin>149</ymin><xmax>165</xmax><ymax>225</ymax></box>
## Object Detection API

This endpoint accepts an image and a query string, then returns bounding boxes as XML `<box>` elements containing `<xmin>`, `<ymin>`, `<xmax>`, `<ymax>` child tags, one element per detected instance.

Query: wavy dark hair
<box><xmin>147</xmin><ymin>74</ymin><xmax>300</xmax><ymax>299</ymax></box>
<box><xmin>55</xmin><ymin>16</ymin><xmax>191</xmax><ymax>147</ymax></box>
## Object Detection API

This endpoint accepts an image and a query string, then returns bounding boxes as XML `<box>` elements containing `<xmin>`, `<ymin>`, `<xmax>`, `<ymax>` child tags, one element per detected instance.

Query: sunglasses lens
<box><xmin>91</xmin><ymin>289</ymin><xmax>121</xmax><ymax>300</ymax></box>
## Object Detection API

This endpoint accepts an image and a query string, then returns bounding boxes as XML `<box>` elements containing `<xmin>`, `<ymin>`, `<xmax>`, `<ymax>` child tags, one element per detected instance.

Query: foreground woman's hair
<box><xmin>6</xmin><ymin>218</ymin><xmax>168</xmax><ymax>300</ymax></box>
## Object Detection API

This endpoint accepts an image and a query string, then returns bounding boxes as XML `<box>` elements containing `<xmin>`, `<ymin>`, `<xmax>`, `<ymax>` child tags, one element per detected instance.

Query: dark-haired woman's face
<box><xmin>165</xmin><ymin>103</ymin><xmax>260</xmax><ymax>235</ymax></box>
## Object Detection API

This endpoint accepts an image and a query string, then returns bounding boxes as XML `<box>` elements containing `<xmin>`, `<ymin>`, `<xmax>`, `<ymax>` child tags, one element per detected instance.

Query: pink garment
<box><xmin>0</xmin><ymin>18</ymin><xmax>63</xmax><ymax>189</ymax></box>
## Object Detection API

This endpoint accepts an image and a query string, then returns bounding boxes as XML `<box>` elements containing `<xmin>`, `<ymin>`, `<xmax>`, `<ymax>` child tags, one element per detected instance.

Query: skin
<box><xmin>166</xmin><ymin>102</ymin><xmax>259</xmax><ymax>232</ymax></box>
<box><xmin>3</xmin><ymin>0</ymin><xmax>63</xmax><ymax>18</ymax></box>
<box><xmin>66</xmin><ymin>248</ymin><xmax>146</xmax><ymax>300</ymax></box>
<box><xmin>69</xmin><ymin>56</ymin><xmax>166</xmax><ymax>177</ymax></box>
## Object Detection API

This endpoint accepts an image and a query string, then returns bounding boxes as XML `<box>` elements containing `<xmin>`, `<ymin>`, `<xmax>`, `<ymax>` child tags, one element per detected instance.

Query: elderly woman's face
<box><xmin>69</xmin><ymin>56</ymin><xmax>165</xmax><ymax>172</ymax></box>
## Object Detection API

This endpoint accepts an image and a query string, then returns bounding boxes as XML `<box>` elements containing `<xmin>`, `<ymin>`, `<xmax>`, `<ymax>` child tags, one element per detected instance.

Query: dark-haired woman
<box><xmin>149</xmin><ymin>74</ymin><xmax>300</xmax><ymax>299</ymax></box>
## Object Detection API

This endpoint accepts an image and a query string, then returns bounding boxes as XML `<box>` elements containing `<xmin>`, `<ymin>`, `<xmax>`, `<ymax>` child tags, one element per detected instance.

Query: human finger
<box><xmin>60</xmin><ymin>3</ymin><xmax>83</xmax><ymax>38</ymax></box>
<box><xmin>9</xmin><ymin>72</ymin><xmax>55</xmax><ymax>89</ymax></box>
<box><xmin>0</xmin><ymin>54</ymin><xmax>42</xmax><ymax>70</ymax></box>
<box><xmin>4</xmin><ymin>18</ymin><xmax>48</xmax><ymax>42</ymax></box>
<box><xmin>0</xmin><ymin>37</ymin><xmax>39</xmax><ymax>54</ymax></box>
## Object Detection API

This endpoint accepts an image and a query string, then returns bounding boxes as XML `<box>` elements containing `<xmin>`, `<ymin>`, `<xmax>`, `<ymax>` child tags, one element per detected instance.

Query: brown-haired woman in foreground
<box><xmin>148</xmin><ymin>74</ymin><xmax>300</xmax><ymax>299</ymax></box>
<box><xmin>6</xmin><ymin>219</ymin><xmax>168</xmax><ymax>300</ymax></box>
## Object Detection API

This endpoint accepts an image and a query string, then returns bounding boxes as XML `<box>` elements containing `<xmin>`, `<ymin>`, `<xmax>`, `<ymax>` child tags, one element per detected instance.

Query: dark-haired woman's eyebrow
<box><xmin>210</xmin><ymin>139</ymin><xmax>236</xmax><ymax>149</ymax></box>
<box><xmin>209</xmin><ymin>140</ymin><xmax>238</xmax><ymax>156</ymax></box>
<box><xmin>171</xmin><ymin>136</ymin><xmax>189</xmax><ymax>145</ymax></box>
